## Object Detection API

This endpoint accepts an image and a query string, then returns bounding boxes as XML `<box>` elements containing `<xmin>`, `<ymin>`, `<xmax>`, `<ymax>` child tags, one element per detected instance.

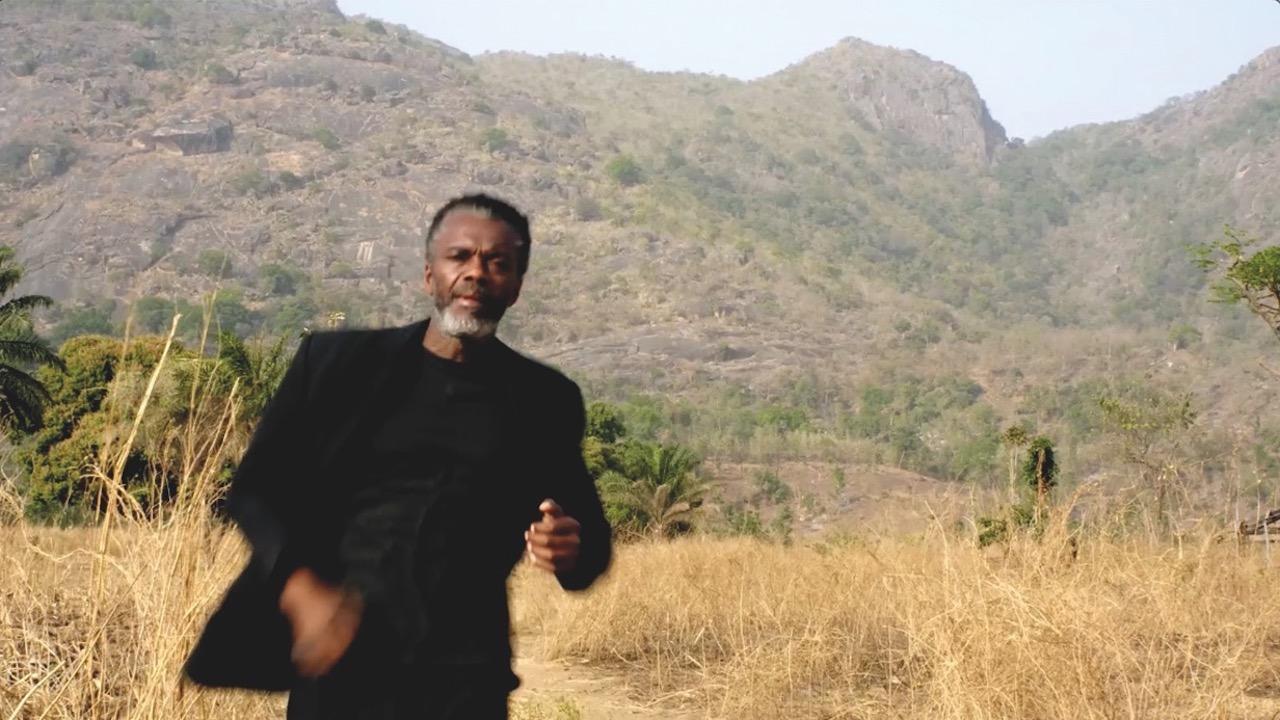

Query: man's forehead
<box><xmin>435</xmin><ymin>211</ymin><xmax>521</xmax><ymax>247</ymax></box>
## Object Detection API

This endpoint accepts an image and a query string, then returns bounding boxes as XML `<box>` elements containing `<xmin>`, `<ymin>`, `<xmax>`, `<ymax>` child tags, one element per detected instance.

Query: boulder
<box><xmin>147</xmin><ymin>119</ymin><xmax>233</xmax><ymax>156</ymax></box>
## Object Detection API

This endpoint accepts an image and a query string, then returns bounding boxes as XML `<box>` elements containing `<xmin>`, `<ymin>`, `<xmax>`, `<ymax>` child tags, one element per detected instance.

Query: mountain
<box><xmin>2</xmin><ymin>0</ymin><xmax>1278</xmax><ymax>486</ymax></box>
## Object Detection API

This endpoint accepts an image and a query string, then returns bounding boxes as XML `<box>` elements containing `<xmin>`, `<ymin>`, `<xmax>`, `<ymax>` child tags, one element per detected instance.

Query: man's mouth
<box><xmin>453</xmin><ymin>294</ymin><xmax>487</xmax><ymax>310</ymax></box>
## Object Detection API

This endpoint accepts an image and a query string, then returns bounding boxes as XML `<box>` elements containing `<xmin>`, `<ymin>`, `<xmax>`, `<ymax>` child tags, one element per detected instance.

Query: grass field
<box><xmin>5</xmin><ymin>516</ymin><xmax>1280</xmax><ymax>719</ymax></box>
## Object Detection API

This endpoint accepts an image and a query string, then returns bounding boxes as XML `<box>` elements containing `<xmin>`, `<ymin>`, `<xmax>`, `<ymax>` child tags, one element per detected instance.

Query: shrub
<box><xmin>605</xmin><ymin>155</ymin><xmax>644</xmax><ymax>186</ymax></box>
<box><xmin>129</xmin><ymin>47</ymin><xmax>158</xmax><ymax>70</ymax></box>
<box><xmin>203</xmin><ymin>62</ymin><xmax>237</xmax><ymax>85</ymax></box>
<box><xmin>195</xmin><ymin>249</ymin><xmax>233</xmax><ymax>279</ymax></box>
<box><xmin>480</xmin><ymin>127</ymin><xmax>510</xmax><ymax>152</ymax></box>
<box><xmin>310</xmin><ymin>127</ymin><xmax>341</xmax><ymax>151</ymax></box>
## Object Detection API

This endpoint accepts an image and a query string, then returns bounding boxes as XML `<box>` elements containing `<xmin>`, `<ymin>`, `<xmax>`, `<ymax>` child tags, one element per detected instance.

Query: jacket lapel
<box><xmin>313</xmin><ymin>319</ymin><xmax>429</xmax><ymax>475</ymax></box>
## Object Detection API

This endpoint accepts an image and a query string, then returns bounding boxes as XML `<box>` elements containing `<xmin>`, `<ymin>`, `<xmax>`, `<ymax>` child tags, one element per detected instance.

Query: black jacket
<box><xmin>184</xmin><ymin>319</ymin><xmax>612</xmax><ymax>690</ymax></box>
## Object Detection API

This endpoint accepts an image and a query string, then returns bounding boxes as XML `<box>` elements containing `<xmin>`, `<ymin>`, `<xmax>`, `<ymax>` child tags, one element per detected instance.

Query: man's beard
<box><xmin>432</xmin><ymin>299</ymin><xmax>500</xmax><ymax>339</ymax></box>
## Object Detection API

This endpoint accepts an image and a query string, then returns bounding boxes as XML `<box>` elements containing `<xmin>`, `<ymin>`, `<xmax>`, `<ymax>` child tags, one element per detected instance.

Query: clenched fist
<box><xmin>524</xmin><ymin>499</ymin><xmax>581</xmax><ymax>575</ymax></box>
<box><xmin>279</xmin><ymin>568</ymin><xmax>363</xmax><ymax>678</ymax></box>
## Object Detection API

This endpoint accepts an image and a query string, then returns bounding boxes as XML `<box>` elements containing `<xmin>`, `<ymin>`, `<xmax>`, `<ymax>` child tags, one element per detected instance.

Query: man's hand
<box><xmin>279</xmin><ymin>568</ymin><xmax>362</xmax><ymax>678</ymax></box>
<box><xmin>525</xmin><ymin>499</ymin><xmax>581</xmax><ymax>575</ymax></box>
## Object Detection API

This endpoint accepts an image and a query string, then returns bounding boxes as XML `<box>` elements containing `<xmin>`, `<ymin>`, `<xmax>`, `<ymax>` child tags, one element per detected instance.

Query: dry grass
<box><xmin>514</xmin><ymin>528</ymin><xmax>1280</xmax><ymax>719</ymax></box>
<box><xmin>7</xmin><ymin>509</ymin><xmax>1280</xmax><ymax>719</ymax></box>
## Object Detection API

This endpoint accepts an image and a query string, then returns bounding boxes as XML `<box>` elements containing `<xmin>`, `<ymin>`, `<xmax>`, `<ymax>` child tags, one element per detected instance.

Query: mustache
<box><xmin>452</xmin><ymin>285</ymin><xmax>491</xmax><ymax>301</ymax></box>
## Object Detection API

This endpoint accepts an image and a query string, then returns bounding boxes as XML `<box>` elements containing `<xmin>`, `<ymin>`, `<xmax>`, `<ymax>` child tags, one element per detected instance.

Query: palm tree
<box><xmin>0</xmin><ymin>246</ymin><xmax>62</xmax><ymax>434</ymax></box>
<box><xmin>610</xmin><ymin>442</ymin><xmax>709</xmax><ymax>538</ymax></box>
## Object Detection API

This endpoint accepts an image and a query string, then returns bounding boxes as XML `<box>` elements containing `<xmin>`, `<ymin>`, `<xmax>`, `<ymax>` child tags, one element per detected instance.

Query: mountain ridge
<box><xmin>2</xmin><ymin>0</ymin><xmax>1279</xmax><ymax>484</ymax></box>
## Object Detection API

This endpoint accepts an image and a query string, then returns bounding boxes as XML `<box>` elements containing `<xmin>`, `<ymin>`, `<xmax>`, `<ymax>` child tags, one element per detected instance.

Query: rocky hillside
<box><xmin>2</xmin><ymin>0</ymin><xmax>1279</xmax><ymax>484</ymax></box>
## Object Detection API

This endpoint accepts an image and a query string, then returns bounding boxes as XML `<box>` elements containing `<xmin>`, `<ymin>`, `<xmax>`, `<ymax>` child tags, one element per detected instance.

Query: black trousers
<box><xmin>285</xmin><ymin>627</ymin><xmax>519</xmax><ymax>720</ymax></box>
<box><xmin>286</xmin><ymin>664</ymin><xmax>518</xmax><ymax>720</ymax></box>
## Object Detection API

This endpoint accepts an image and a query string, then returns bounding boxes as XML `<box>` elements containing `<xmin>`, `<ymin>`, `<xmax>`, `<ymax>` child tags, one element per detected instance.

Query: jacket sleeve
<box><xmin>552</xmin><ymin>382</ymin><xmax>613</xmax><ymax>591</ymax></box>
<box><xmin>224</xmin><ymin>333</ymin><xmax>318</xmax><ymax>597</ymax></box>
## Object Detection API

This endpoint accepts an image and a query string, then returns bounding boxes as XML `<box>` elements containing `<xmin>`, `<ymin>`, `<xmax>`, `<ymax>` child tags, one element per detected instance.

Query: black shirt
<box><xmin>338</xmin><ymin>347</ymin><xmax>526</xmax><ymax>667</ymax></box>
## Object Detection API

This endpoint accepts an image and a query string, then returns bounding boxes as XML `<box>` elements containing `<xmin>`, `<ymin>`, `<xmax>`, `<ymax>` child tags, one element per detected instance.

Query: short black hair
<box><xmin>425</xmin><ymin>194</ymin><xmax>532</xmax><ymax>276</ymax></box>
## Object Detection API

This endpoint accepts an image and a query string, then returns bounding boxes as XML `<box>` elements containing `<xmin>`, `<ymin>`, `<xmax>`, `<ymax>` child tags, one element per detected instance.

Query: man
<box><xmin>185</xmin><ymin>194</ymin><xmax>612</xmax><ymax>719</ymax></box>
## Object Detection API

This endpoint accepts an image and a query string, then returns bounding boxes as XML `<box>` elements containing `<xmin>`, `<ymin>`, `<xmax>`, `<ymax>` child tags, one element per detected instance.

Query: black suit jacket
<box><xmin>184</xmin><ymin>319</ymin><xmax>612</xmax><ymax>690</ymax></box>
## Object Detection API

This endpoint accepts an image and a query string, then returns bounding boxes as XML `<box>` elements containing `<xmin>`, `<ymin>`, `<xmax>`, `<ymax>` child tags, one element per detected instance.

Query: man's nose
<box><xmin>461</xmin><ymin>255</ymin><xmax>489</xmax><ymax>283</ymax></box>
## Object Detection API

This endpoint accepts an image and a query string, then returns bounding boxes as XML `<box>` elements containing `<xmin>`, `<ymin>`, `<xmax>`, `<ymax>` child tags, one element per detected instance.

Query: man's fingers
<box><xmin>526</xmin><ymin>530</ymin><xmax>581</xmax><ymax>549</ymax></box>
<box><xmin>527</xmin><ymin>537</ymin><xmax>579</xmax><ymax>558</ymax></box>
<box><xmin>539</xmin><ymin>498</ymin><xmax>564</xmax><ymax>518</ymax></box>
<box><xmin>531</xmin><ymin>516</ymin><xmax>581</xmax><ymax>536</ymax></box>
<box><xmin>294</xmin><ymin>638</ymin><xmax>339</xmax><ymax>677</ymax></box>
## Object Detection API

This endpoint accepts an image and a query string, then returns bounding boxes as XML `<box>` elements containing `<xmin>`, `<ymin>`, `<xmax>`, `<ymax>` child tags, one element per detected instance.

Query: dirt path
<box><xmin>511</xmin><ymin>644</ymin><xmax>700</xmax><ymax>719</ymax></box>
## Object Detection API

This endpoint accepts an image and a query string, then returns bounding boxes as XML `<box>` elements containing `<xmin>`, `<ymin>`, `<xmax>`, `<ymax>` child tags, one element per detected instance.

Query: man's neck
<box><xmin>422</xmin><ymin>321</ymin><xmax>494</xmax><ymax>363</ymax></box>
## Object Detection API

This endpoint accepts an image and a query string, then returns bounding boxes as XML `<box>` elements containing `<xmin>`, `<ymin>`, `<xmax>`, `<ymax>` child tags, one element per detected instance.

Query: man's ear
<box><xmin>423</xmin><ymin>260</ymin><xmax>434</xmax><ymax>295</ymax></box>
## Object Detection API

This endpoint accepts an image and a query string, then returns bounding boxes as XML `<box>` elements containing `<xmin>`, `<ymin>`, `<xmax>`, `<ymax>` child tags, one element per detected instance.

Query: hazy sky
<box><xmin>337</xmin><ymin>1</ymin><xmax>1279</xmax><ymax>140</ymax></box>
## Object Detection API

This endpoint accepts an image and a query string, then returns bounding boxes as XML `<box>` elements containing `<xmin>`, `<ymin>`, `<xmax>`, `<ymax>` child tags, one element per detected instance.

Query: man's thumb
<box><xmin>539</xmin><ymin>498</ymin><xmax>564</xmax><ymax>518</ymax></box>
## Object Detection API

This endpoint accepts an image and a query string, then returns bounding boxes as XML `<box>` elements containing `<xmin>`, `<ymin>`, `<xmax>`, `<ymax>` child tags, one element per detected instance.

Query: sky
<box><xmin>337</xmin><ymin>1</ymin><xmax>1279</xmax><ymax>140</ymax></box>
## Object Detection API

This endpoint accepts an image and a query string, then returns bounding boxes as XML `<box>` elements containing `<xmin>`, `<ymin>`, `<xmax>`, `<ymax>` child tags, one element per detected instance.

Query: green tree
<box><xmin>1097</xmin><ymin>386</ymin><xmax>1196</xmax><ymax>530</ymax></box>
<box><xmin>1195</xmin><ymin>226</ymin><xmax>1280</xmax><ymax>340</ymax></box>
<box><xmin>585</xmin><ymin>401</ymin><xmax>627</xmax><ymax>444</ymax></box>
<box><xmin>0</xmin><ymin>246</ymin><xmax>64</xmax><ymax>435</ymax></box>
<box><xmin>1020</xmin><ymin>435</ymin><xmax>1058</xmax><ymax>513</ymax></box>
<box><xmin>604</xmin><ymin>442</ymin><xmax>707</xmax><ymax>537</ymax></box>
<box><xmin>1002</xmin><ymin>425</ymin><xmax>1030</xmax><ymax>500</ymax></box>
<box><xmin>15</xmin><ymin>336</ymin><xmax>175</xmax><ymax>522</ymax></box>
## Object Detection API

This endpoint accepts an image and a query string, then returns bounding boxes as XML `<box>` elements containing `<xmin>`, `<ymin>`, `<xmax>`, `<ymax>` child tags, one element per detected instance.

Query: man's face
<box><xmin>424</xmin><ymin>211</ymin><xmax>523</xmax><ymax>338</ymax></box>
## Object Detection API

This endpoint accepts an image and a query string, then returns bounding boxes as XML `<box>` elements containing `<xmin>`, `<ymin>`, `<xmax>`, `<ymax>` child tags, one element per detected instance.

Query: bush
<box><xmin>129</xmin><ymin>47</ymin><xmax>158</xmax><ymax>70</ymax></box>
<box><xmin>203</xmin><ymin>62</ymin><xmax>237</xmax><ymax>85</ymax></box>
<box><xmin>605</xmin><ymin>155</ymin><xmax>644</xmax><ymax>186</ymax></box>
<box><xmin>754</xmin><ymin>469</ymin><xmax>792</xmax><ymax>504</ymax></box>
<box><xmin>195</xmin><ymin>249</ymin><xmax>233</xmax><ymax>279</ymax></box>
<box><xmin>132</xmin><ymin>3</ymin><xmax>172</xmax><ymax>28</ymax></box>
<box><xmin>722</xmin><ymin>504</ymin><xmax>765</xmax><ymax>537</ymax></box>
<box><xmin>358</xmin><ymin>84</ymin><xmax>377</xmax><ymax>102</ymax></box>
<box><xmin>1168</xmin><ymin>322</ymin><xmax>1202</xmax><ymax>350</ymax></box>
<box><xmin>364</xmin><ymin>19</ymin><xmax>387</xmax><ymax>35</ymax></box>
<box><xmin>0</xmin><ymin>137</ymin><xmax>77</xmax><ymax>186</ymax></box>
<box><xmin>258</xmin><ymin>263</ymin><xmax>306</xmax><ymax>296</ymax></box>
<box><xmin>228</xmin><ymin>168</ymin><xmax>275</xmax><ymax>198</ymax></box>
<box><xmin>277</xmin><ymin>170</ymin><xmax>305</xmax><ymax>191</ymax></box>
<box><xmin>480</xmin><ymin>127</ymin><xmax>510</xmax><ymax>152</ymax></box>
<box><xmin>49</xmin><ymin>303</ymin><xmax>118</xmax><ymax>347</ymax></box>
<box><xmin>310</xmin><ymin>127</ymin><xmax>341</xmax><ymax>151</ymax></box>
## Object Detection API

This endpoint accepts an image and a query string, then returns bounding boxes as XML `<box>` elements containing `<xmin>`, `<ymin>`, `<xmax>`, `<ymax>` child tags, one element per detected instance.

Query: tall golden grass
<box><xmin>514</xmin><ymin>527</ymin><xmax>1280</xmax><ymax>719</ymax></box>
<box><xmin>3</xmin><ymin>321</ymin><xmax>1280</xmax><ymax>719</ymax></box>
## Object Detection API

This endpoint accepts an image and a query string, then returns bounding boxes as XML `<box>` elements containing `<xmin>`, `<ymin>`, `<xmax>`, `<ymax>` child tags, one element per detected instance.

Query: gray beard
<box><xmin>432</xmin><ymin>302</ymin><xmax>499</xmax><ymax>339</ymax></box>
